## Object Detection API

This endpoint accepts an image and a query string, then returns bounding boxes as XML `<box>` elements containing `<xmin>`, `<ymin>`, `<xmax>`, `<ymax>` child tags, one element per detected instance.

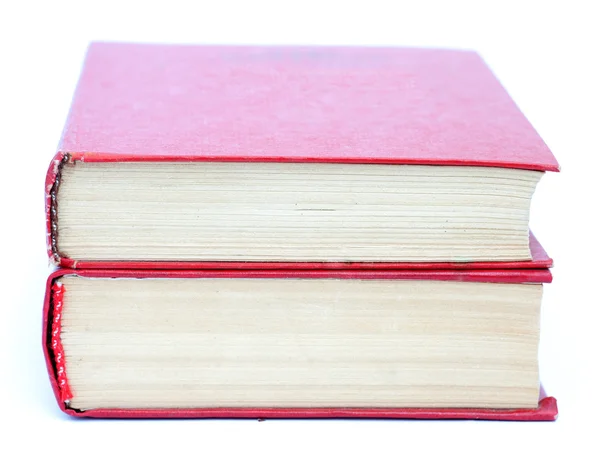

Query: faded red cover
<box><xmin>43</xmin><ymin>268</ymin><xmax>557</xmax><ymax>420</ymax></box>
<box><xmin>46</xmin><ymin>43</ymin><xmax>558</xmax><ymax>268</ymax></box>
<box><xmin>52</xmin><ymin>43</ymin><xmax>560</xmax><ymax>170</ymax></box>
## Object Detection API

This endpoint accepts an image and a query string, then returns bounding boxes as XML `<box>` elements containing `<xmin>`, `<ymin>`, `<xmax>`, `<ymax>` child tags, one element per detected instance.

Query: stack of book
<box><xmin>43</xmin><ymin>42</ymin><xmax>559</xmax><ymax>420</ymax></box>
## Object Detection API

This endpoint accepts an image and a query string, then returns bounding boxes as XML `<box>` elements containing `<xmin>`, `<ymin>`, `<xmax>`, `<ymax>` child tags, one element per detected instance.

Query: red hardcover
<box><xmin>53</xmin><ymin>43</ymin><xmax>560</xmax><ymax>170</ymax></box>
<box><xmin>46</xmin><ymin>42</ymin><xmax>558</xmax><ymax>268</ymax></box>
<box><xmin>43</xmin><ymin>268</ymin><xmax>557</xmax><ymax>420</ymax></box>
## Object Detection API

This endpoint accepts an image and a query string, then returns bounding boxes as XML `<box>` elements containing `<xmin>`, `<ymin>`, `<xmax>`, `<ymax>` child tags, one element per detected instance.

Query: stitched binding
<box><xmin>51</xmin><ymin>282</ymin><xmax>73</xmax><ymax>403</ymax></box>
<box><xmin>49</xmin><ymin>154</ymin><xmax>70</xmax><ymax>263</ymax></box>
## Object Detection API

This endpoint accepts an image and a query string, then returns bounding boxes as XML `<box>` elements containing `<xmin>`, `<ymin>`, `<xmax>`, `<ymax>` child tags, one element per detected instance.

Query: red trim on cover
<box><xmin>59</xmin><ymin>400</ymin><xmax>560</xmax><ymax>421</ymax></box>
<box><xmin>49</xmin><ymin>282</ymin><xmax>72</xmax><ymax>403</ymax></box>
<box><xmin>46</xmin><ymin>267</ymin><xmax>552</xmax><ymax>284</ymax></box>
<box><xmin>62</xmin><ymin>151</ymin><xmax>559</xmax><ymax>172</ymax></box>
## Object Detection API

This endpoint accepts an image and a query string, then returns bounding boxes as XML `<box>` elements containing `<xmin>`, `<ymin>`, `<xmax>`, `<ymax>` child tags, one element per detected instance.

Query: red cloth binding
<box><xmin>50</xmin><ymin>282</ymin><xmax>73</xmax><ymax>403</ymax></box>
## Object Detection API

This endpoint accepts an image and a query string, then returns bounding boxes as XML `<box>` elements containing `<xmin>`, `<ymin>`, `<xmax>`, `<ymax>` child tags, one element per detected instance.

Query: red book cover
<box><xmin>46</xmin><ymin>43</ymin><xmax>558</xmax><ymax>269</ymax></box>
<box><xmin>43</xmin><ymin>268</ymin><xmax>557</xmax><ymax>420</ymax></box>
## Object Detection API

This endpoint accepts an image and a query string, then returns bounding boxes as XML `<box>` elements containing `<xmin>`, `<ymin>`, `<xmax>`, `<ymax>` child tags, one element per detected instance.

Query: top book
<box><xmin>46</xmin><ymin>42</ymin><xmax>559</xmax><ymax>269</ymax></box>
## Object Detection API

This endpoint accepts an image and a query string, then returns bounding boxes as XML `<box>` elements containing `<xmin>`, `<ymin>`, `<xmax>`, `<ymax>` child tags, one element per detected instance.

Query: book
<box><xmin>46</xmin><ymin>43</ymin><xmax>559</xmax><ymax>269</ymax></box>
<box><xmin>44</xmin><ymin>268</ymin><xmax>557</xmax><ymax>420</ymax></box>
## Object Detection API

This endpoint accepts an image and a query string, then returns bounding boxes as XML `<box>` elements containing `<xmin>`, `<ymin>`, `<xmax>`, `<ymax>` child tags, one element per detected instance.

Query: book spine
<box><xmin>45</xmin><ymin>152</ymin><xmax>70</xmax><ymax>267</ymax></box>
<box><xmin>49</xmin><ymin>281</ymin><xmax>73</xmax><ymax>404</ymax></box>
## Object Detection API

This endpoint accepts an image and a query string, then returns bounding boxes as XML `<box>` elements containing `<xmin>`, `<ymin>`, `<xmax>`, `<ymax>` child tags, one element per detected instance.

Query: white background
<box><xmin>1</xmin><ymin>1</ymin><xmax>598</xmax><ymax>470</ymax></box>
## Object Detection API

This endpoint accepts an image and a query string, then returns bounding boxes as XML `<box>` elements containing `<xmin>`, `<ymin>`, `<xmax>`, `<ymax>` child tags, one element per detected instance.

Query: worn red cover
<box><xmin>46</xmin><ymin>43</ymin><xmax>558</xmax><ymax>268</ymax></box>
<box><xmin>43</xmin><ymin>268</ymin><xmax>557</xmax><ymax>420</ymax></box>
<box><xmin>52</xmin><ymin>43</ymin><xmax>560</xmax><ymax>170</ymax></box>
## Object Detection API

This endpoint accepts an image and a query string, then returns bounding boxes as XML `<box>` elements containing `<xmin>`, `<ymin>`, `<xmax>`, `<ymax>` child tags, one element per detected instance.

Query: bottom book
<box><xmin>43</xmin><ymin>269</ymin><xmax>558</xmax><ymax>421</ymax></box>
